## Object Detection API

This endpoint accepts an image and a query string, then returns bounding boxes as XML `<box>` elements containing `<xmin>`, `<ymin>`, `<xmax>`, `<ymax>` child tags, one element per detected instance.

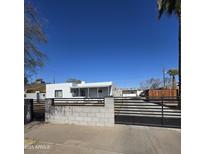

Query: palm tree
<box><xmin>167</xmin><ymin>69</ymin><xmax>178</xmax><ymax>89</ymax></box>
<box><xmin>157</xmin><ymin>0</ymin><xmax>181</xmax><ymax>108</ymax></box>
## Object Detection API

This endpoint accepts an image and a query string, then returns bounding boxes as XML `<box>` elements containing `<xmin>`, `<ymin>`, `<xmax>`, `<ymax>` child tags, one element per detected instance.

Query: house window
<box><xmin>98</xmin><ymin>89</ymin><xmax>102</xmax><ymax>93</ymax></box>
<box><xmin>71</xmin><ymin>89</ymin><xmax>78</xmax><ymax>97</ymax></box>
<box><xmin>55</xmin><ymin>90</ymin><xmax>63</xmax><ymax>98</ymax></box>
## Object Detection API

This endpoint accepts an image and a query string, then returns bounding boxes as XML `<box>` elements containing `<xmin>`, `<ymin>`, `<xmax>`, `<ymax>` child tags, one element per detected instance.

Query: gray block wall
<box><xmin>45</xmin><ymin>97</ymin><xmax>114</xmax><ymax>127</ymax></box>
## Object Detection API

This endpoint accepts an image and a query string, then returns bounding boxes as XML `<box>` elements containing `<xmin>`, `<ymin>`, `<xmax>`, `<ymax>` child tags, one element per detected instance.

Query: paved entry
<box><xmin>25</xmin><ymin>123</ymin><xmax>181</xmax><ymax>154</ymax></box>
<box><xmin>114</xmin><ymin>97</ymin><xmax>181</xmax><ymax>128</ymax></box>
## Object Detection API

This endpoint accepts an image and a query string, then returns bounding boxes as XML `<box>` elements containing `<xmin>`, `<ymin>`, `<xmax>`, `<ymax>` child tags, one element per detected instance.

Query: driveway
<box><xmin>25</xmin><ymin>122</ymin><xmax>181</xmax><ymax>154</ymax></box>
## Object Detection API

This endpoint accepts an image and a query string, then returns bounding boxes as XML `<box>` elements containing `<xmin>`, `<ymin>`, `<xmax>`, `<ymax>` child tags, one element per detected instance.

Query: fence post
<box><xmin>51</xmin><ymin>98</ymin><xmax>54</xmax><ymax>106</ymax></box>
<box><xmin>178</xmin><ymin>96</ymin><xmax>181</xmax><ymax>110</ymax></box>
<box><xmin>36</xmin><ymin>91</ymin><xmax>40</xmax><ymax>103</ymax></box>
<box><xmin>104</xmin><ymin>97</ymin><xmax>114</xmax><ymax>126</ymax></box>
<box><xmin>161</xmin><ymin>97</ymin><xmax>164</xmax><ymax>125</ymax></box>
<box><xmin>24</xmin><ymin>99</ymin><xmax>33</xmax><ymax>124</ymax></box>
<box><xmin>45</xmin><ymin>98</ymin><xmax>54</xmax><ymax>122</ymax></box>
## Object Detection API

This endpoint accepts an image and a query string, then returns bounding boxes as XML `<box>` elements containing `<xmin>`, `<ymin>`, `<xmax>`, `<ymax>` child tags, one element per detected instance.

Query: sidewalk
<box><xmin>25</xmin><ymin>122</ymin><xmax>181</xmax><ymax>154</ymax></box>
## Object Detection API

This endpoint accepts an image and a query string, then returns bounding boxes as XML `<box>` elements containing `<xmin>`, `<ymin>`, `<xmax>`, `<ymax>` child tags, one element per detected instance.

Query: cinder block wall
<box><xmin>45</xmin><ymin>97</ymin><xmax>114</xmax><ymax>126</ymax></box>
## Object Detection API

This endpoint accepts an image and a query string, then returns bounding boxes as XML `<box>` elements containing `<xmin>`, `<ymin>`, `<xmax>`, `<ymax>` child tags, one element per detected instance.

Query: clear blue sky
<box><xmin>33</xmin><ymin>0</ymin><xmax>178</xmax><ymax>88</ymax></box>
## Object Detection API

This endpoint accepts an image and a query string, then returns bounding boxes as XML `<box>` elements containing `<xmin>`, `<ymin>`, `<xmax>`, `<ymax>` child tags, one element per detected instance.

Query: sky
<box><xmin>32</xmin><ymin>0</ymin><xmax>178</xmax><ymax>88</ymax></box>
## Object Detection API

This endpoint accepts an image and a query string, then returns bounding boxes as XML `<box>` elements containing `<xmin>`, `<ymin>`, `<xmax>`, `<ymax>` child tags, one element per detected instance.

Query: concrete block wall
<box><xmin>45</xmin><ymin>97</ymin><xmax>114</xmax><ymax>127</ymax></box>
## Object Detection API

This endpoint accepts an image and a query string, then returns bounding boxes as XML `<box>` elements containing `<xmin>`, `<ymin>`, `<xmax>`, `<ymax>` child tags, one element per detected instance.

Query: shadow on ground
<box><xmin>33</xmin><ymin>112</ymin><xmax>45</xmax><ymax>121</ymax></box>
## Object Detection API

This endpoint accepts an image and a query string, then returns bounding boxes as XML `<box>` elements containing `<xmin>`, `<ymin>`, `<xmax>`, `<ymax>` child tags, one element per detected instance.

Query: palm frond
<box><xmin>157</xmin><ymin>0</ymin><xmax>181</xmax><ymax>19</ymax></box>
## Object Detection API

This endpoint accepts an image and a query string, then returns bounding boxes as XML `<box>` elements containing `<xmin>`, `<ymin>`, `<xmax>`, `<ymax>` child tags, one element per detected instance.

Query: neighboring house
<box><xmin>24</xmin><ymin>79</ymin><xmax>46</xmax><ymax>101</ymax></box>
<box><xmin>122</xmin><ymin>89</ymin><xmax>137</xmax><ymax>97</ymax></box>
<box><xmin>46</xmin><ymin>81</ymin><xmax>113</xmax><ymax>98</ymax></box>
<box><xmin>122</xmin><ymin>88</ymin><xmax>143</xmax><ymax>97</ymax></box>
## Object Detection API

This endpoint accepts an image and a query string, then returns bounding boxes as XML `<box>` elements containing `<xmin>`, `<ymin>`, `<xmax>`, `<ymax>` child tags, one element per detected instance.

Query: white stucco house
<box><xmin>25</xmin><ymin>80</ymin><xmax>141</xmax><ymax>99</ymax></box>
<box><xmin>46</xmin><ymin>81</ymin><xmax>113</xmax><ymax>98</ymax></box>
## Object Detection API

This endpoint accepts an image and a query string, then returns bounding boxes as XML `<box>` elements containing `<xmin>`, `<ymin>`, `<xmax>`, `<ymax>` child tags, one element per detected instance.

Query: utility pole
<box><xmin>163</xmin><ymin>68</ymin><xmax>166</xmax><ymax>89</ymax></box>
<box><xmin>53</xmin><ymin>76</ymin><xmax>55</xmax><ymax>84</ymax></box>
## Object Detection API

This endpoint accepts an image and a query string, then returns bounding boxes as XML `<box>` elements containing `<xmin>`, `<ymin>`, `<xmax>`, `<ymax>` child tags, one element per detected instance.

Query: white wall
<box><xmin>78</xmin><ymin>87</ymin><xmax>110</xmax><ymax>98</ymax></box>
<box><xmin>112</xmin><ymin>88</ymin><xmax>122</xmax><ymax>97</ymax></box>
<box><xmin>24</xmin><ymin>92</ymin><xmax>46</xmax><ymax>100</ymax></box>
<box><xmin>137</xmin><ymin>90</ymin><xmax>143</xmax><ymax>96</ymax></box>
<box><xmin>25</xmin><ymin>93</ymin><xmax>36</xmax><ymax>99</ymax></box>
<box><xmin>89</xmin><ymin>88</ymin><xmax>97</xmax><ymax>97</ymax></box>
<box><xmin>98</xmin><ymin>87</ymin><xmax>110</xmax><ymax>98</ymax></box>
<box><xmin>46</xmin><ymin>83</ymin><xmax>73</xmax><ymax>98</ymax></box>
<box><xmin>122</xmin><ymin>93</ymin><xmax>137</xmax><ymax>97</ymax></box>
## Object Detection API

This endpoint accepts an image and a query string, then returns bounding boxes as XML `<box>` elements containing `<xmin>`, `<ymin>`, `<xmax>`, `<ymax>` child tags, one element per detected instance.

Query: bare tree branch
<box><xmin>24</xmin><ymin>1</ymin><xmax>47</xmax><ymax>78</ymax></box>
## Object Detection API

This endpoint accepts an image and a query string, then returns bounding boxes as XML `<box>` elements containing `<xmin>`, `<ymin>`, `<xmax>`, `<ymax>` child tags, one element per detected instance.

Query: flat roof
<box><xmin>71</xmin><ymin>82</ymin><xmax>112</xmax><ymax>88</ymax></box>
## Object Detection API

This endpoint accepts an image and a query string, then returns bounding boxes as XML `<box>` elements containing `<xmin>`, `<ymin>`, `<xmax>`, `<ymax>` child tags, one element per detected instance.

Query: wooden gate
<box><xmin>114</xmin><ymin>97</ymin><xmax>181</xmax><ymax>128</ymax></box>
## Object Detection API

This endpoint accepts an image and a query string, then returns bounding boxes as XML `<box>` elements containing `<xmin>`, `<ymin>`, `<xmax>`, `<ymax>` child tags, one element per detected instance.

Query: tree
<box><xmin>157</xmin><ymin>0</ymin><xmax>181</xmax><ymax>108</ymax></box>
<box><xmin>157</xmin><ymin>0</ymin><xmax>181</xmax><ymax>97</ymax></box>
<box><xmin>65</xmin><ymin>78</ymin><xmax>82</xmax><ymax>84</ymax></box>
<box><xmin>140</xmin><ymin>78</ymin><xmax>163</xmax><ymax>90</ymax></box>
<box><xmin>164</xmin><ymin>77</ymin><xmax>172</xmax><ymax>88</ymax></box>
<box><xmin>24</xmin><ymin>1</ymin><xmax>47</xmax><ymax>78</ymax></box>
<box><xmin>167</xmin><ymin>69</ymin><xmax>178</xmax><ymax>89</ymax></box>
<box><xmin>24</xmin><ymin>77</ymin><xmax>29</xmax><ymax>85</ymax></box>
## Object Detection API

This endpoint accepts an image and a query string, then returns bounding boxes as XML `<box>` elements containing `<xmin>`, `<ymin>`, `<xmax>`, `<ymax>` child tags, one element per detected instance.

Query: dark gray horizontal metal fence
<box><xmin>114</xmin><ymin>97</ymin><xmax>181</xmax><ymax>128</ymax></box>
<box><xmin>52</xmin><ymin>98</ymin><xmax>105</xmax><ymax>106</ymax></box>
